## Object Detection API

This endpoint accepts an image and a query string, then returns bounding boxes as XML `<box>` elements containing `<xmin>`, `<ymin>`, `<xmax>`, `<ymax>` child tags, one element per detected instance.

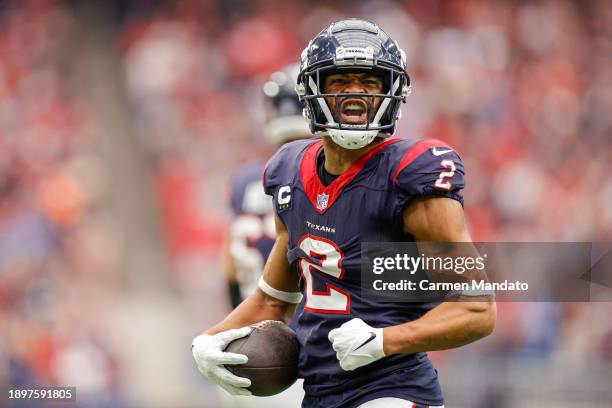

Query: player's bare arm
<box><xmin>207</xmin><ymin>214</ymin><xmax>299</xmax><ymax>335</ymax></box>
<box><xmin>381</xmin><ymin>196</ymin><xmax>496</xmax><ymax>355</ymax></box>
<box><xmin>192</xmin><ymin>214</ymin><xmax>300</xmax><ymax>396</ymax></box>
<box><xmin>194</xmin><ymin>65</ymin><xmax>310</xmax><ymax>399</ymax></box>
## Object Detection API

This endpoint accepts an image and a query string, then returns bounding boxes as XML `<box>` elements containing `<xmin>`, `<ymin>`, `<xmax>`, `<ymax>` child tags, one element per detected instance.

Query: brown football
<box><xmin>224</xmin><ymin>320</ymin><xmax>299</xmax><ymax>397</ymax></box>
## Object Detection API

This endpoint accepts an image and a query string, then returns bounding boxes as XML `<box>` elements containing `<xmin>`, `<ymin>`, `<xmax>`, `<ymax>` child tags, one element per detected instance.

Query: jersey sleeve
<box><xmin>262</xmin><ymin>139</ymin><xmax>315</xmax><ymax>197</ymax></box>
<box><xmin>262</xmin><ymin>143</ymin><xmax>291</xmax><ymax>197</ymax></box>
<box><xmin>393</xmin><ymin>140</ymin><xmax>466</xmax><ymax>209</ymax></box>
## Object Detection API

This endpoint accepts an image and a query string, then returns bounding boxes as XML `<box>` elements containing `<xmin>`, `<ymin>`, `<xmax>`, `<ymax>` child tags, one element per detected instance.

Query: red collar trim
<box><xmin>301</xmin><ymin>138</ymin><xmax>401</xmax><ymax>214</ymax></box>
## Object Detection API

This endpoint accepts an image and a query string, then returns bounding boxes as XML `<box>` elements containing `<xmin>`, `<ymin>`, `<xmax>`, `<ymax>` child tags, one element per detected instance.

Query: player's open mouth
<box><xmin>339</xmin><ymin>99</ymin><xmax>369</xmax><ymax>124</ymax></box>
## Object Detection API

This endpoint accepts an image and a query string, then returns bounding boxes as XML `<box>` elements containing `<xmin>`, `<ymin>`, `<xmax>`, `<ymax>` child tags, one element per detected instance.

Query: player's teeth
<box><xmin>345</xmin><ymin>104</ymin><xmax>363</xmax><ymax>110</ymax></box>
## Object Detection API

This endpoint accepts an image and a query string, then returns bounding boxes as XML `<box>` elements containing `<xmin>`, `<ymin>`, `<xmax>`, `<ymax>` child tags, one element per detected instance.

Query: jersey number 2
<box><xmin>434</xmin><ymin>159</ymin><xmax>456</xmax><ymax>190</ymax></box>
<box><xmin>298</xmin><ymin>235</ymin><xmax>350</xmax><ymax>314</ymax></box>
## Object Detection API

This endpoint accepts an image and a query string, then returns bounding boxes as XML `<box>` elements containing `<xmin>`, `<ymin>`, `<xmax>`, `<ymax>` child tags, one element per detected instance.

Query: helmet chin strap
<box><xmin>328</xmin><ymin>128</ymin><xmax>379</xmax><ymax>150</ymax></box>
<box><xmin>310</xmin><ymin>75</ymin><xmax>400</xmax><ymax>150</ymax></box>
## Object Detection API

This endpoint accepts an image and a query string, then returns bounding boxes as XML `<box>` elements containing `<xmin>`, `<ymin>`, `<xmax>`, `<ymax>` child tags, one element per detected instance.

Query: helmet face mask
<box><xmin>297</xmin><ymin>19</ymin><xmax>411</xmax><ymax>149</ymax></box>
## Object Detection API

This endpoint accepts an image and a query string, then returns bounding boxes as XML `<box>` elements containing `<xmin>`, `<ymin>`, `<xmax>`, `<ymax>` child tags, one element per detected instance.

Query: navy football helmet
<box><xmin>262</xmin><ymin>63</ymin><xmax>310</xmax><ymax>144</ymax></box>
<box><xmin>296</xmin><ymin>19</ymin><xmax>410</xmax><ymax>149</ymax></box>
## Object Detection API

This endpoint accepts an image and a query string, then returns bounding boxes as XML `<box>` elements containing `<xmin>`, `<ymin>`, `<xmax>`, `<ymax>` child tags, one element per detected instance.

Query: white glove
<box><xmin>328</xmin><ymin>318</ymin><xmax>385</xmax><ymax>371</ymax></box>
<box><xmin>192</xmin><ymin>327</ymin><xmax>253</xmax><ymax>396</ymax></box>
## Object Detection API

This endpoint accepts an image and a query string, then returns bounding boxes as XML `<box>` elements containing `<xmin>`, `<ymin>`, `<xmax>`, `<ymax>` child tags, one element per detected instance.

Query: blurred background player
<box><xmin>221</xmin><ymin>63</ymin><xmax>309</xmax><ymax>408</ymax></box>
<box><xmin>226</xmin><ymin>63</ymin><xmax>310</xmax><ymax>308</ymax></box>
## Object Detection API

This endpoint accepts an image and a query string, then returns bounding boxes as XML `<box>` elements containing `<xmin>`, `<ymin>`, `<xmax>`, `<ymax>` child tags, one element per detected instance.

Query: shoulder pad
<box><xmin>262</xmin><ymin>138</ymin><xmax>318</xmax><ymax>195</ymax></box>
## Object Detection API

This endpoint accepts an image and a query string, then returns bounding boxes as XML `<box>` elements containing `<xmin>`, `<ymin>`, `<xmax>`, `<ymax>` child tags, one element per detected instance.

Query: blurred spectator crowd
<box><xmin>0</xmin><ymin>1</ymin><xmax>124</xmax><ymax>405</ymax></box>
<box><xmin>120</xmin><ymin>0</ymin><xmax>612</xmax><ymax>245</ymax></box>
<box><xmin>0</xmin><ymin>0</ymin><xmax>611</xmax><ymax>406</ymax></box>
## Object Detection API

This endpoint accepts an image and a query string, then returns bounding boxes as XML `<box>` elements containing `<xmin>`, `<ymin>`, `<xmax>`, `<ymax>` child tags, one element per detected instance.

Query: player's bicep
<box><xmin>260</xmin><ymin>214</ymin><xmax>299</xmax><ymax>294</ymax></box>
<box><xmin>403</xmin><ymin>196</ymin><xmax>471</xmax><ymax>242</ymax></box>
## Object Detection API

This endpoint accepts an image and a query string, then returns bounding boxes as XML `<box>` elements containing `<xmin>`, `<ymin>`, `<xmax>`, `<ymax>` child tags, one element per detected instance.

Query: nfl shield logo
<box><xmin>316</xmin><ymin>193</ymin><xmax>329</xmax><ymax>211</ymax></box>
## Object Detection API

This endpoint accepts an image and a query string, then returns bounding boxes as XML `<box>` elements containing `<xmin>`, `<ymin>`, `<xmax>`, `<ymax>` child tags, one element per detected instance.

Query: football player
<box><xmin>194</xmin><ymin>19</ymin><xmax>496</xmax><ymax>408</ymax></box>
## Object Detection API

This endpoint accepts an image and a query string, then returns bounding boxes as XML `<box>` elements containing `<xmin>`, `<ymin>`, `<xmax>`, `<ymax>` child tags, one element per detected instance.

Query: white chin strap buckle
<box><xmin>328</xmin><ymin>128</ymin><xmax>380</xmax><ymax>149</ymax></box>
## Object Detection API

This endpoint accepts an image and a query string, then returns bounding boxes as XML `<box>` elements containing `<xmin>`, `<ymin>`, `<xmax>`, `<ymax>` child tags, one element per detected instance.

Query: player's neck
<box><xmin>322</xmin><ymin>136</ymin><xmax>385</xmax><ymax>175</ymax></box>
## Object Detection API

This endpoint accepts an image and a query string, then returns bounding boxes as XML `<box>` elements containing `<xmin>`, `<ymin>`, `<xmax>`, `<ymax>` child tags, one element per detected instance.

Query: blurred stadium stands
<box><xmin>0</xmin><ymin>0</ymin><xmax>611</xmax><ymax>407</ymax></box>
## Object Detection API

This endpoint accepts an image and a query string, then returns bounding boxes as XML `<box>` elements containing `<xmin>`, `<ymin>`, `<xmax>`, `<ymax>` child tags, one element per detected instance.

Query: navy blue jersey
<box><xmin>263</xmin><ymin>137</ymin><xmax>465</xmax><ymax>406</ymax></box>
<box><xmin>228</xmin><ymin>161</ymin><xmax>276</xmax><ymax>298</ymax></box>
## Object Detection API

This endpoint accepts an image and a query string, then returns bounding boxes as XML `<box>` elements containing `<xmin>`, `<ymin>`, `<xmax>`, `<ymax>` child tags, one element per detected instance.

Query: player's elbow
<box><xmin>468</xmin><ymin>300</ymin><xmax>496</xmax><ymax>340</ymax></box>
<box><xmin>256</xmin><ymin>288</ymin><xmax>296</xmax><ymax>323</ymax></box>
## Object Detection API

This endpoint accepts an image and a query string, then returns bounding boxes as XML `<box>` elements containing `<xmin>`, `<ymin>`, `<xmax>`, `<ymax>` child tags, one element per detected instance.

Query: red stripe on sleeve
<box><xmin>392</xmin><ymin>139</ymin><xmax>451</xmax><ymax>185</ymax></box>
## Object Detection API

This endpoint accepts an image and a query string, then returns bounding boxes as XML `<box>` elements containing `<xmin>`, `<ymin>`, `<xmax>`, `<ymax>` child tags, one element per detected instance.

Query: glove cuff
<box><xmin>373</xmin><ymin>327</ymin><xmax>385</xmax><ymax>359</ymax></box>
